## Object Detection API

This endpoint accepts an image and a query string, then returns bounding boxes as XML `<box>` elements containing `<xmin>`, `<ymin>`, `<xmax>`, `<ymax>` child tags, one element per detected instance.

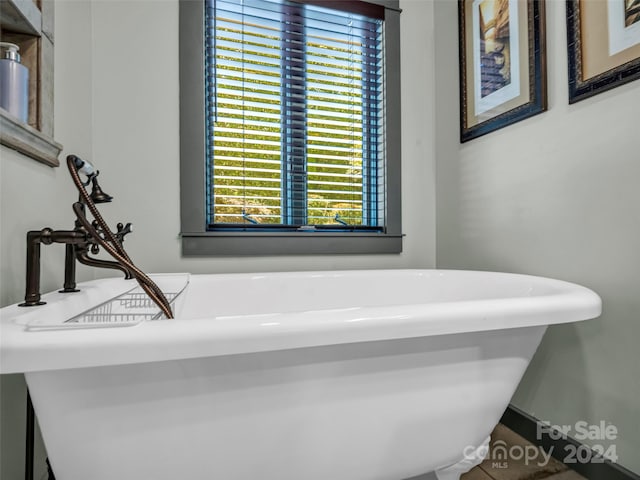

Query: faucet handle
<box><xmin>116</xmin><ymin>222</ymin><xmax>133</xmax><ymax>243</ymax></box>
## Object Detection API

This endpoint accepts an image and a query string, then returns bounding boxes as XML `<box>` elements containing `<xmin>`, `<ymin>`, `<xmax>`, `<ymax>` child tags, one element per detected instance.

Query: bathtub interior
<box><xmin>177</xmin><ymin>270</ymin><xmax>568</xmax><ymax>319</ymax></box>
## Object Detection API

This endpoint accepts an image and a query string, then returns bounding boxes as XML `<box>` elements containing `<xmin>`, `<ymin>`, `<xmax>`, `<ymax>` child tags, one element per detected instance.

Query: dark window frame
<box><xmin>179</xmin><ymin>0</ymin><xmax>402</xmax><ymax>256</ymax></box>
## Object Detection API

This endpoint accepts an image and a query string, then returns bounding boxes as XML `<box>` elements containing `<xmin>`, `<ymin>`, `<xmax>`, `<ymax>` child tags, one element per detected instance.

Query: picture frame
<box><xmin>458</xmin><ymin>0</ymin><xmax>547</xmax><ymax>143</ymax></box>
<box><xmin>567</xmin><ymin>0</ymin><xmax>640</xmax><ymax>104</ymax></box>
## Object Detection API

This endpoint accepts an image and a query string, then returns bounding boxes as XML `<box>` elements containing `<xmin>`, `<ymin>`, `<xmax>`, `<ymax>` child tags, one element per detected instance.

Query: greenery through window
<box><xmin>206</xmin><ymin>0</ymin><xmax>385</xmax><ymax>230</ymax></box>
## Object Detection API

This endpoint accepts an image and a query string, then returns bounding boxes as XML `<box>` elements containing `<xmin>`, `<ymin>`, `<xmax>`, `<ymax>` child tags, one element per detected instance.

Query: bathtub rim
<box><xmin>0</xmin><ymin>269</ymin><xmax>602</xmax><ymax>374</ymax></box>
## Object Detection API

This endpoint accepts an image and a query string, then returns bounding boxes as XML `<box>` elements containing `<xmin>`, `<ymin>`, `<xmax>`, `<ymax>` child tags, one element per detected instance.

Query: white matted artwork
<box><xmin>567</xmin><ymin>0</ymin><xmax>640</xmax><ymax>103</ymax></box>
<box><xmin>459</xmin><ymin>0</ymin><xmax>547</xmax><ymax>142</ymax></box>
<box><xmin>608</xmin><ymin>0</ymin><xmax>640</xmax><ymax>55</ymax></box>
<box><xmin>472</xmin><ymin>0</ymin><xmax>521</xmax><ymax>115</ymax></box>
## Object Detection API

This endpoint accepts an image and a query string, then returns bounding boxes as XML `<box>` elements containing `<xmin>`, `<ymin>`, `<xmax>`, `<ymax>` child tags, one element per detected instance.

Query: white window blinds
<box><xmin>206</xmin><ymin>0</ymin><xmax>385</xmax><ymax>230</ymax></box>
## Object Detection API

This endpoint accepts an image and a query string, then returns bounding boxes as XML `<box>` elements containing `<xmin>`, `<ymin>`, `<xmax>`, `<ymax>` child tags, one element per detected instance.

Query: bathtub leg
<box><xmin>434</xmin><ymin>436</ymin><xmax>490</xmax><ymax>480</ymax></box>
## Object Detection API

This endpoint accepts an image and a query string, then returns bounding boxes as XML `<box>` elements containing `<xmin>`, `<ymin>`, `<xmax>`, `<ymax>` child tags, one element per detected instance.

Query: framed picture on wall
<box><xmin>567</xmin><ymin>0</ymin><xmax>640</xmax><ymax>103</ymax></box>
<box><xmin>458</xmin><ymin>0</ymin><xmax>547</xmax><ymax>143</ymax></box>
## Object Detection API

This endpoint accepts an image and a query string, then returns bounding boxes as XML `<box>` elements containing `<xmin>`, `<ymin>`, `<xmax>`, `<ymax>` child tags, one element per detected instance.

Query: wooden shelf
<box><xmin>0</xmin><ymin>0</ymin><xmax>41</xmax><ymax>36</ymax></box>
<box><xmin>0</xmin><ymin>108</ymin><xmax>61</xmax><ymax>166</ymax></box>
<box><xmin>1</xmin><ymin>0</ymin><xmax>60</xmax><ymax>166</ymax></box>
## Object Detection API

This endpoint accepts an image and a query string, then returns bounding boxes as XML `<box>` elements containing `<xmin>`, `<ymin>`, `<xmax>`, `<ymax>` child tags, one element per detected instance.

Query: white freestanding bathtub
<box><xmin>0</xmin><ymin>270</ymin><xmax>601</xmax><ymax>480</ymax></box>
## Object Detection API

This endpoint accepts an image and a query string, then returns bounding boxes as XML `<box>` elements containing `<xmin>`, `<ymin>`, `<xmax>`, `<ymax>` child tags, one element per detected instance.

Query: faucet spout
<box><xmin>75</xmin><ymin>250</ymin><xmax>133</xmax><ymax>279</ymax></box>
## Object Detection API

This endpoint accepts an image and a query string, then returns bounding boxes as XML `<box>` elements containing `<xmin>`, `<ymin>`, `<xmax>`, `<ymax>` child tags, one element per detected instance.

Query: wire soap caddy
<box><xmin>26</xmin><ymin>274</ymin><xmax>189</xmax><ymax>330</ymax></box>
<box><xmin>69</xmin><ymin>290</ymin><xmax>184</xmax><ymax>325</ymax></box>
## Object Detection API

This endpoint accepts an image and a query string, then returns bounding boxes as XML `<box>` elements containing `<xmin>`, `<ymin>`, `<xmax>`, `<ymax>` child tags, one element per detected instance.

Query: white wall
<box><xmin>0</xmin><ymin>0</ymin><xmax>436</xmax><ymax>477</ymax></box>
<box><xmin>434</xmin><ymin>0</ymin><xmax>640</xmax><ymax>474</ymax></box>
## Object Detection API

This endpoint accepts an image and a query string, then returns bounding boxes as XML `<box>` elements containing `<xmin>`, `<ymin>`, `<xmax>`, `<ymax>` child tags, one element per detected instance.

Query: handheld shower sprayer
<box><xmin>73</xmin><ymin>156</ymin><xmax>96</xmax><ymax>178</ymax></box>
<box><xmin>18</xmin><ymin>155</ymin><xmax>174</xmax><ymax>319</ymax></box>
<box><xmin>66</xmin><ymin>155</ymin><xmax>174</xmax><ymax>318</ymax></box>
<box><xmin>71</xmin><ymin>156</ymin><xmax>114</xmax><ymax>203</ymax></box>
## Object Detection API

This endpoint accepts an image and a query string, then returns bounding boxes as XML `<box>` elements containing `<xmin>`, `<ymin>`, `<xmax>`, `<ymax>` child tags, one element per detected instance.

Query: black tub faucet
<box><xmin>19</xmin><ymin>155</ymin><xmax>173</xmax><ymax>319</ymax></box>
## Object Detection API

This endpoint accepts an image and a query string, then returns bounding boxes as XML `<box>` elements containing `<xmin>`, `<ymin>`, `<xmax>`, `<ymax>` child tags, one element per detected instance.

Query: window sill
<box><xmin>181</xmin><ymin>231</ymin><xmax>403</xmax><ymax>256</ymax></box>
<box><xmin>0</xmin><ymin>108</ymin><xmax>62</xmax><ymax>167</ymax></box>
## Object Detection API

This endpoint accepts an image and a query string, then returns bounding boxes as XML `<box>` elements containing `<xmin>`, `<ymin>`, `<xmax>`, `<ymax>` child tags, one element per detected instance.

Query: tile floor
<box><xmin>462</xmin><ymin>424</ymin><xmax>586</xmax><ymax>480</ymax></box>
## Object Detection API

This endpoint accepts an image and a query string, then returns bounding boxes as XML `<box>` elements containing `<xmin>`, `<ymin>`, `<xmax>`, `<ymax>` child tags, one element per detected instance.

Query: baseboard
<box><xmin>500</xmin><ymin>404</ymin><xmax>640</xmax><ymax>480</ymax></box>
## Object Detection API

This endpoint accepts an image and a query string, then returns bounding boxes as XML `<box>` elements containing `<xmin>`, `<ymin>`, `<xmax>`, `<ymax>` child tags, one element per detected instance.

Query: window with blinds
<box><xmin>205</xmin><ymin>0</ymin><xmax>385</xmax><ymax>230</ymax></box>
